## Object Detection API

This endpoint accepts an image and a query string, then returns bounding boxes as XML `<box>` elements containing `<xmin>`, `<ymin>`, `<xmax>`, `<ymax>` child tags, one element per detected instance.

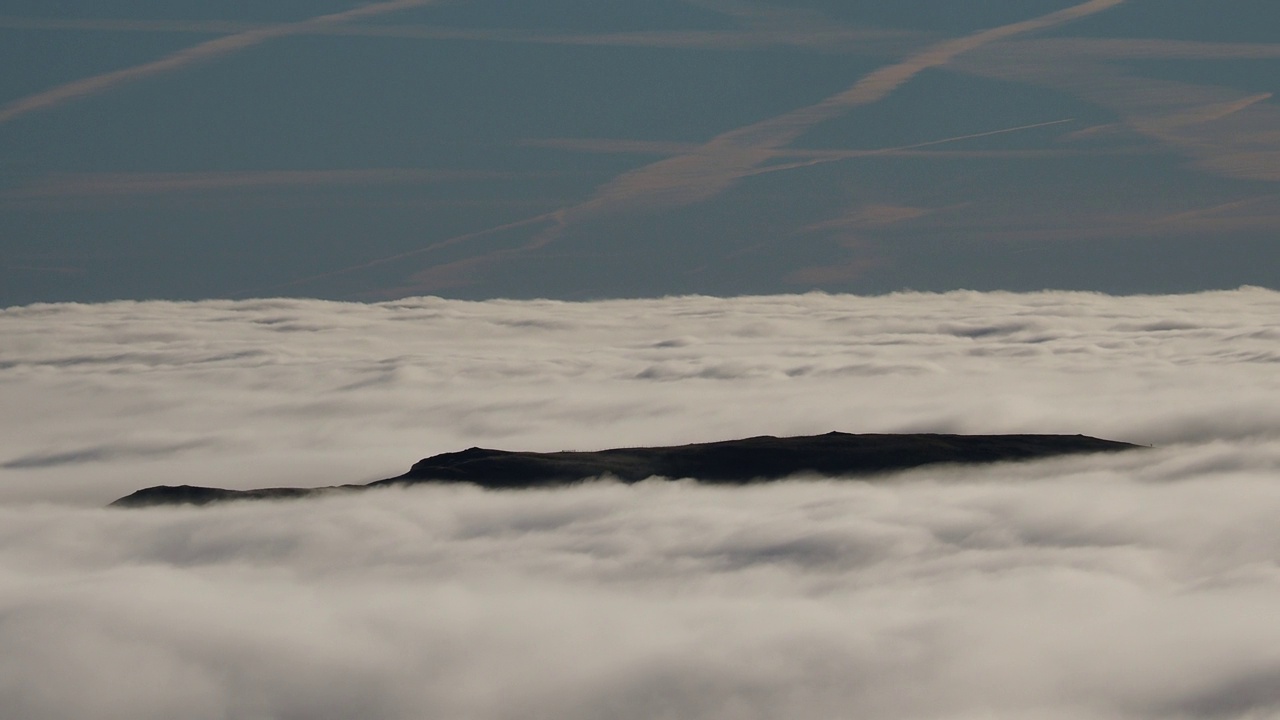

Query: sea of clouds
<box><xmin>3</xmin><ymin>288</ymin><xmax>1280</xmax><ymax>719</ymax></box>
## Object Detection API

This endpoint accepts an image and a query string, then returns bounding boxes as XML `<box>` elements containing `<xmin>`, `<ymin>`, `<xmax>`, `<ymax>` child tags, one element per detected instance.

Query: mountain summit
<box><xmin>111</xmin><ymin>432</ymin><xmax>1140</xmax><ymax>507</ymax></box>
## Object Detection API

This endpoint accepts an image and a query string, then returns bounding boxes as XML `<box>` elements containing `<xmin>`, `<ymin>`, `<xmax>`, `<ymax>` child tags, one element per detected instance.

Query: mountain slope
<box><xmin>111</xmin><ymin>432</ymin><xmax>1141</xmax><ymax>507</ymax></box>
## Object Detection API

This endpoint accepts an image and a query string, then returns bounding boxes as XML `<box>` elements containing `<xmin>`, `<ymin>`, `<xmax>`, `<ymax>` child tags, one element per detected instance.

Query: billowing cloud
<box><xmin>4</xmin><ymin>288</ymin><xmax>1278</xmax><ymax>504</ymax></box>
<box><xmin>3</xmin><ymin>289</ymin><xmax>1280</xmax><ymax>719</ymax></box>
<box><xmin>5</xmin><ymin>468</ymin><xmax>1280</xmax><ymax>720</ymax></box>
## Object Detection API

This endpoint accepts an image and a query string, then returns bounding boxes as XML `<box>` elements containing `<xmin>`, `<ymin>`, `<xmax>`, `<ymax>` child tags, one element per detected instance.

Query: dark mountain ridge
<box><xmin>111</xmin><ymin>432</ymin><xmax>1141</xmax><ymax>507</ymax></box>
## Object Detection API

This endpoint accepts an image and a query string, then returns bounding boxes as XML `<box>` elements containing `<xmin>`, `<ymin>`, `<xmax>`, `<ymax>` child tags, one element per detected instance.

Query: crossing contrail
<box><xmin>513</xmin><ymin>0</ymin><xmax>1125</xmax><ymax>249</ymax></box>
<box><xmin>738</xmin><ymin>118</ymin><xmax>1078</xmax><ymax>176</ymax></box>
<box><xmin>244</xmin><ymin>118</ymin><xmax>1078</xmax><ymax>297</ymax></box>
<box><xmin>258</xmin><ymin>0</ymin><xmax>1128</xmax><ymax>295</ymax></box>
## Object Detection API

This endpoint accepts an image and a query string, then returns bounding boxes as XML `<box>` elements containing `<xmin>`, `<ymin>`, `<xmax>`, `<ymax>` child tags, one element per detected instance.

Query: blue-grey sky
<box><xmin>1</xmin><ymin>0</ymin><xmax>1278</xmax><ymax>304</ymax></box>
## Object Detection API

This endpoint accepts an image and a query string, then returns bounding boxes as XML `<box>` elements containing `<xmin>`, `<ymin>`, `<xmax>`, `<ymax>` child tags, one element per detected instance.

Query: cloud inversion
<box><xmin>3</xmin><ymin>289</ymin><xmax>1280</xmax><ymax>718</ymax></box>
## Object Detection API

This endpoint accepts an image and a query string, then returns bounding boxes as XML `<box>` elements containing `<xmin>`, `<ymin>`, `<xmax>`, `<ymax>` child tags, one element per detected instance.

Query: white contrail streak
<box><xmin>0</xmin><ymin>0</ymin><xmax>438</xmax><ymax>125</ymax></box>
<box><xmin>880</xmin><ymin>118</ymin><xmax>1077</xmax><ymax>151</ymax></box>
<box><xmin>538</xmin><ymin>1</ymin><xmax>1126</xmax><ymax>236</ymax></box>
<box><xmin>254</xmin><ymin>0</ymin><xmax>1128</xmax><ymax>295</ymax></box>
<box><xmin>741</xmin><ymin>118</ymin><xmax>1078</xmax><ymax>176</ymax></box>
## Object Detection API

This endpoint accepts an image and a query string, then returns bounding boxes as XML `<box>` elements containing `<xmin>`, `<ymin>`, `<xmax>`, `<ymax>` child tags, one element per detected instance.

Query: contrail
<box><xmin>248</xmin><ymin>120</ymin><xmax>1076</xmax><ymax>296</ymax></box>
<box><xmin>238</xmin><ymin>212</ymin><xmax>564</xmax><ymax>298</ymax></box>
<box><xmin>879</xmin><ymin>117</ymin><xmax>1077</xmax><ymax>152</ymax></box>
<box><xmin>1171</xmin><ymin>92</ymin><xmax>1273</xmax><ymax>126</ymax></box>
<box><xmin>5</xmin><ymin>169</ymin><xmax>523</xmax><ymax>198</ymax></box>
<box><xmin>533</xmin><ymin>0</ymin><xmax>1125</xmax><ymax>238</ymax></box>
<box><xmin>259</xmin><ymin>0</ymin><xmax>1127</xmax><ymax>295</ymax></box>
<box><xmin>740</xmin><ymin>118</ymin><xmax>1078</xmax><ymax>176</ymax></box>
<box><xmin>526</xmin><ymin>119</ymin><xmax>1086</xmax><ymax>161</ymax></box>
<box><xmin>0</xmin><ymin>0</ymin><xmax>439</xmax><ymax>125</ymax></box>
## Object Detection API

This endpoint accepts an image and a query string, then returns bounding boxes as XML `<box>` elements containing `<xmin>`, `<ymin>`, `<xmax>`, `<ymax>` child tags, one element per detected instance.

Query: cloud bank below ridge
<box><xmin>3</xmin><ymin>289</ymin><xmax>1280</xmax><ymax>719</ymax></box>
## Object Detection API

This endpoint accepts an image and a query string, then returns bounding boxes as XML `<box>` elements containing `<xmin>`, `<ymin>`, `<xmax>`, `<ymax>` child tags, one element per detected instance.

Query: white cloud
<box><xmin>6</xmin><ymin>473</ymin><xmax>1280</xmax><ymax>719</ymax></box>
<box><xmin>2</xmin><ymin>289</ymin><xmax>1280</xmax><ymax>718</ymax></box>
<box><xmin>3</xmin><ymin>289</ymin><xmax>1278</xmax><ymax>504</ymax></box>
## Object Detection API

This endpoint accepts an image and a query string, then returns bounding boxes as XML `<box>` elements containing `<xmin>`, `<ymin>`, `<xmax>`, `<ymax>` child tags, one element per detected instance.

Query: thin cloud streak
<box><xmin>682</xmin><ymin>0</ymin><xmax>921</xmax><ymax>52</ymax></box>
<box><xmin>3</xmin><ymin>169</ymin><xmax>539</xmax><ymax>199</ymax></box>
<box><xmin>1005</xmin><ymin>37</ymin><xmax>1280</xmax><ymax>60</ymax></box>
<box><xmin>0</xmin><ymin>0</ymin><xmax>440</xmax><ymax>125</ymax></box>
<box><xmin>0</xmin><ymin>16</ymin><xmax>256</xmax><ymax>33</ymax></box>
<box><xmin>1</xmin><ymin>440</ymin><xmax>212</xmax><ymax>469</ymax></box>
<box><xmin>526</xmin><ymin>136</ymin><xmax>1148</xmax><ymax>161</ymax></box>
<box><xmin>837</xmin><ymin>190</ymin><xmax>1280</xmax><ymax>246</ymax></box>
<box><xmin>242</xmin><ymin>213</ymin><xmax>565</xmax><ymax>298</ymax></box>
<box><xmin>287</xmin><ymin>1</ymin><xmax>1125</xmax><ymax>295</ymax></box>
<box><xmin>528</xmin><ymin>119</ymin><xmax>1076</xmax><ymax>159</ymax></box>
<box><xmin>260</xmin><ymin>120</ymin><xmax>1083</xmax><ymax>297</ymax></box>
<box><xmin>0</xmin><ymin>15</ymin><xmax>918</xmax><ymax>53</ymax></box>
<box><xmin>734</xmin><ymin>118</ymin><xmax>1080</xmax><ymax>177</ymax></box>
<box><xmin>956</xmin><ymin>36</ymin><xmax>1280</xmax><ymax>183</ymax></box>
<box><xmin>470</xmin><ymin>1</ymin><xmax>1127</xmax><ymax>270</ymax></box>
<box><xmin>689</xmin><ymin>0</ymin><xmax>1125</xmax><ymax>154</ymax></box>
<box><xmin>46</xmin><ymin>19</ymin><xmax>1257</xmax><ymax>60</ymax></box>
<box><xmin>522</xmin><ymin>138</ymin><xmax>705</xmax><ymax>156</ymax></box>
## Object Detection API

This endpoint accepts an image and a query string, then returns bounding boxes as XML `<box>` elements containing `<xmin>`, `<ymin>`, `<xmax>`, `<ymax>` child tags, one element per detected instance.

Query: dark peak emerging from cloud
<box><xmin>110</xmin><ymin>484</ymin><xmax>351</xmax><ymax>507</ymax></box>
<box><xmin>111</xmin><ymin>432</ymin><xmax>1140</xmax><ymax>507</ymax></box>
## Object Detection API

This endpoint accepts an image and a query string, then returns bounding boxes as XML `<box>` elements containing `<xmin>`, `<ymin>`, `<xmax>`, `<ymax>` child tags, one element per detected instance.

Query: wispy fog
<box><xmin>2</xmin><ymin>289</ymin><xmax>1280</xmax><ymax>718</ymax></box>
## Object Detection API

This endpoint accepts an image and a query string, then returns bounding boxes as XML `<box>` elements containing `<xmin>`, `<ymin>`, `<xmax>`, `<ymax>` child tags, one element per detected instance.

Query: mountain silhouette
<box><xmin>111</xmin><ymin>432</ymin><xmax>1140</xmax><ymax>507</ymax></box>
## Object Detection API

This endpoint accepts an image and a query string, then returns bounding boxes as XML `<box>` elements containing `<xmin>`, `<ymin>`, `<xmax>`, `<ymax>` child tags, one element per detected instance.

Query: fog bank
<box><xmin>2</xmin><ymin>289</ymin><xmax>1280</xmax><ymax>719</ymax></box>
<box><xmin>2</xmin><ymin>288</ymin><xmax>1278</xmax><ymax>504</ymax></box>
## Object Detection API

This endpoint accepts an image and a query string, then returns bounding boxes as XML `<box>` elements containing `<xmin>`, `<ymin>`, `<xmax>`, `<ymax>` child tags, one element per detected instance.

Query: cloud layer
<box><xmin>3</xmin><ymin>289</ymin><xmax>1280</xmax><ymax>718</ymax></box>
<box><xmin>4</xmin><ymin>289</ymin><xmax>1278</xmax><ymax>505</ymax></box>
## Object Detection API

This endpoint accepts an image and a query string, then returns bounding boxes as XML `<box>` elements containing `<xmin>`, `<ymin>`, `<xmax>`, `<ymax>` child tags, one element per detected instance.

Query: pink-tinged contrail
<box><xmin>255</xmin><ymin>0</ymin><xmax>1129</xmax><ymax>295</ymax></box>
<box><xmin>0</xmin><ymin>0</ymin><xmax>438</xmax><ymax>125</ymax></box>
<box><xmin>518</xmin><ymin>0</ymin><xmax>1126</xmax><ymax>244</ymax></box>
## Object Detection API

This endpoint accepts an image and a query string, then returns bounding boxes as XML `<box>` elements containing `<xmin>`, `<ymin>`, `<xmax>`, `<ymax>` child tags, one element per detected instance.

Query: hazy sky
<box><xmin>2</xmin><ymin>0</ymin><xmax>1278</xmax><ymax>305</ymax></box>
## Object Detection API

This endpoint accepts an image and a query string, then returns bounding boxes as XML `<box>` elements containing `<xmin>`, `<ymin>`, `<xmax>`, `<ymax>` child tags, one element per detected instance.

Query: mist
<box><xmin>3</xmin><ymin>289</ymin><xmax>1280</xmax><ymax>719</ymax></box>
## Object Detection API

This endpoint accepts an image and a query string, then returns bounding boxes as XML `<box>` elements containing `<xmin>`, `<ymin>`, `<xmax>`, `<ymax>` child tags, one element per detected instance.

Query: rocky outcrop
<box><xmin>111</xmin><ymin>432</ymin><xmax>1141</xmax><ymax>507</ymax></box>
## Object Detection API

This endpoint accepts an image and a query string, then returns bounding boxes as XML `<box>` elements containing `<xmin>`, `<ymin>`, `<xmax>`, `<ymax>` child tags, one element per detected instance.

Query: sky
<box><xmin>4</xmin><ymin>288</ymin><xmax>1280</xmax><ymax>718</ymax></box>
<box><xmin>2</xmin><ymin>0</ymin><xmax>1279</xmax><ymax>304</ymax></box>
